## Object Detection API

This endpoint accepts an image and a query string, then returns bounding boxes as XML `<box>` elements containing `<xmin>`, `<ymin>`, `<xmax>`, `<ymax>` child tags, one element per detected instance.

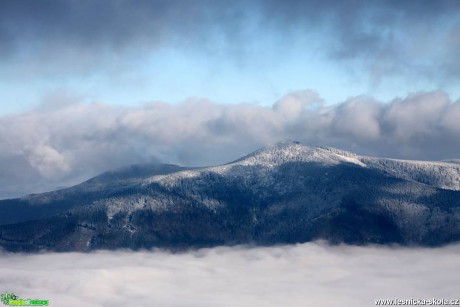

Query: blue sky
<box><xmin>1</xmin><ymin>0</ymin><xmax>459</xmax><ymax>114</ymax></box>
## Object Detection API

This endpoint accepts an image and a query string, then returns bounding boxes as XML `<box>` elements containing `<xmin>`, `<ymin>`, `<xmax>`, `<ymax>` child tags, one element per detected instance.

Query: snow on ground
<box><xmin>143</xmin><ymin>142</ymin><xmax>460</xmax><ymax>191</ymax></box>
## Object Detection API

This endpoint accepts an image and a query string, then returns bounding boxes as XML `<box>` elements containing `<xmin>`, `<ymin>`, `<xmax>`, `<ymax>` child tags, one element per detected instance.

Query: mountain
<box><xmin>1</xmin><ymin>142</ymin><xmax>460</xmax><ymax>252</ymax></box>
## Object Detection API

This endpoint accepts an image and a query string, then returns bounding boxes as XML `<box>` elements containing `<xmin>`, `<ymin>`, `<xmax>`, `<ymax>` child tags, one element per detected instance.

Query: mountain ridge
<box><xmin>1</xmin><ymin>141</ymin><xmax>460</xmax><ymax>252</ymax></box>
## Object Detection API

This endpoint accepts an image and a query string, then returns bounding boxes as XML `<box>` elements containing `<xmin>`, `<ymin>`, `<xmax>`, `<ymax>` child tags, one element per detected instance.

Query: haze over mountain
<box><xmin>1</xmin><ymin>142</ymin><xmax>460</xmax><ymax>252</ymax></box>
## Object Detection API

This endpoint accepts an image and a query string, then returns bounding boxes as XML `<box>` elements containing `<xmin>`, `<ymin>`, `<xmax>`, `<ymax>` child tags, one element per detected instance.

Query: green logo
<box><xmin>1</xmin><ymin>293</ymin><xmax>48</xmax><ymax>306</ymax></box>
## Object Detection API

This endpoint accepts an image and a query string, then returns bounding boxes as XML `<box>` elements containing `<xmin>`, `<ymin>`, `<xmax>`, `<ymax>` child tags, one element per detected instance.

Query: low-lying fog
<box><xmin>1</xmin><ymin>242</ymin><xmax>459</xmax><ymax>306</ymax></box>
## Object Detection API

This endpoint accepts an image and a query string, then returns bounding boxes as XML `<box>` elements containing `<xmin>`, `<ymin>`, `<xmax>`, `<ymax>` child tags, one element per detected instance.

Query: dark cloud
<box><xmin>1</xmin><ymin>243</ymin><xmax>459</xmax><ymax>306</ymax></box>
<box><xmin>1</xmin><ymin>0</ymin><xmax>459</xmax><ymax>81</ymax></box>
<box><xmin>0</xmin><ymin>0</ymin><xmax>253</xmax><ymax>73</ymax></box>
<box><xmin>0</xmin><ymin>90</ymin><xmax>459</xmax><ymax>198</ymax></box>
<box><xmin>262</xmin><ymin>0</ymin><xmax>460</xmax><ymax>81</ymax></box>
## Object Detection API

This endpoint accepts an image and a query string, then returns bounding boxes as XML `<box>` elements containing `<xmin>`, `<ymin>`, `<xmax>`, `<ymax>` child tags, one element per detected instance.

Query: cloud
<box><xmin>273</xmin><ymin>90</ymin><xmax>324</xmax><ymax>120</ymax></box>
<box><xmin>1</xmin><ymin>90</ymin><xmax>460</xmax><ymax>197</ymax></box>
<box><xmin>267</xmin><ymin>0</ymin><xmax>460</xmax><ymax>82</ymax></box>
<box><xmin>0</xmin><ymin>0</ymin><xmax>256</xmax><ymax>76</ymax></box>
<box><xmin>0</xmin><ymin>243</ymin><xmax>459</xmax><ymax>307</ymax></box>
<box><xmin>1</xmin><ymin>0</ymin><xmax>459</xmax><ymax>83</ymax></box>
<box><xmin>330</xmin><ymin>96</ymin><xmax>382</xmax><ymax>141</ymax></box>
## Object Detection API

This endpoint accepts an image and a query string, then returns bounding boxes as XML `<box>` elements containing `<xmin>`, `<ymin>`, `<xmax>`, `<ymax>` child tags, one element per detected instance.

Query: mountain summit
<box><xmin>1</xmin><ymin>142</ymin><xmax>460</xmax><ymax>252</ymax></box>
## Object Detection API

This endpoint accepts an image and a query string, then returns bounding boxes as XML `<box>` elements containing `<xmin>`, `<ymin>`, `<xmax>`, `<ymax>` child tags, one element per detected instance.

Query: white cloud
<box><xmin>441</xmin><ymin>99</ymin><xmax>460</xmax><ymax>134</ymax></box>
<box><xmin>26</xmin><ymin>144</ymin><xmax>72</xmax><ymax>178</ymax></box>
<box><xmin>1</xmin><ymin>91</ymin><xmax>460</xmax><ymax>198</ymax></box>
<box><xmin>330</xmin><ymin>96</ymin><xmax>382</xmax><ymax>141</ymax></box>
<box><xmin>382</xmin><ymin>92</ymin><xmax>450</xmax><ymax>140</ymax></box>
<box><xmin>0</xmin><ymin>243</ymin><xmax>459</xmax><ymax>307</ymax></box>
<box><xmin>273</xmin><ymin>90</ymin><xmax>323</xmax><ymax>120</ymax></box>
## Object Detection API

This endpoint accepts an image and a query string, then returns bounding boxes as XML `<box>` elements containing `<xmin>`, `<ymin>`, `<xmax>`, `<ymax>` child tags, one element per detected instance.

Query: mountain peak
<box><xmin>235</xmin><ymin>142</ymin><xmax>366</xmax><ymax>168</ymax></box>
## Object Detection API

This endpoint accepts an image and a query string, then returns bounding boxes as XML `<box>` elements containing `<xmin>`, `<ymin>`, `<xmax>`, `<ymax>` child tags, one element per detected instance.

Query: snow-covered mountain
<box><xmin>147</xmin><ymin>142</ymin><xmax>460</xmax><ymax>190</ymax></box>
<box><xmin>1</xmin><ymin>141</ymin><xmax>460</xmax><ymax>252</ymax></box>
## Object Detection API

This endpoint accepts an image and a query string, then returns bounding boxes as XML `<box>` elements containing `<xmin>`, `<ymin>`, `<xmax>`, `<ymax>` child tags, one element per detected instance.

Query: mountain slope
<box><xmin>1</xmin><ymin>142</ymin><xmax>460</xmax><ymax>252</ymax></box>
<box><xmin>0</xmin><ymin>163</ymin><xmax>189</xmax><ymax>226</ymax></box>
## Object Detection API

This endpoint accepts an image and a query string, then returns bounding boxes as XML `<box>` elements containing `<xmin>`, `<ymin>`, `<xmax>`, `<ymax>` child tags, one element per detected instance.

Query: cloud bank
<box><xmin>1</xmin><ymin>243</ymin><xmax>459</xmax><ymax>307</ymax></box>
<box><xmin>1</xmin><ymin>90</ymin><xmax>460</xmax><ymax>198</ymax></box>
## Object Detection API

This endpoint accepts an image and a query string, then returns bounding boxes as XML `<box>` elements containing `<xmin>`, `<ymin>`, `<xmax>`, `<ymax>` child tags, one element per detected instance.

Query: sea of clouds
<box><xmin>1</xmin><ymin>242</ymin><xmax>459</xmax><ymax>307</ymax></box>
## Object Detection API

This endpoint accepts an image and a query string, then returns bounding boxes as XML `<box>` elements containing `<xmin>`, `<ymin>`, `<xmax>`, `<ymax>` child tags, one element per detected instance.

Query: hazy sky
<box><xmin>1</xmin><ymin>243</ymin><xmax>460</xmax><ymax>306</ymax></box>
<box><xmin>1</xmin><ymin>0</ymin><xmax>460</xmax><ymax>197</ymax></box>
